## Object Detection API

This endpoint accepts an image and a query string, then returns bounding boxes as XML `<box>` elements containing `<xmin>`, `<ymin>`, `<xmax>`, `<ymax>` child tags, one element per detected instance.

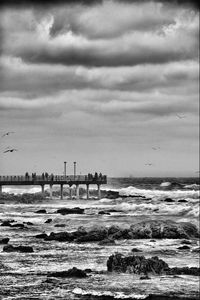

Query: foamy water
<box><xmin>0</xmin><ymin>177</ymin><xmax>199</xmax><ymax>299</ymax></box>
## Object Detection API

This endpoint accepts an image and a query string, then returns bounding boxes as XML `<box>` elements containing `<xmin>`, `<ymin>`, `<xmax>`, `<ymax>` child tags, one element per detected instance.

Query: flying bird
<box><xmin>152</xmin><ymin>147</ymin><xmax>161</xmax><ymax>150</ymax></box>
<box><xmin>176</xmin><ymin>114</ymin><xmax>186</xmax><ymax>119</ymax></box>
<box><xmin>145</xmin><ymin>163</ymin><xmax>153</xmax><ymax>166</ymax></box>
<box><xmin>3</xmin><ymin>149</ymin><xmax>18</xmax><ymax>153</ymax></box>
<box><xmin>1</xmin><ymin>131</ymin><xmax>15</xmax><ymax>138</ymax></box>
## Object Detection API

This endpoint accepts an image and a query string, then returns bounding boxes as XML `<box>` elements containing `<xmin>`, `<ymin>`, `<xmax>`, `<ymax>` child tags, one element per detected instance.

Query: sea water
<box><xmin>0</xmin><ymin>177</ymin><xmax>199</xmax><ymax>299</ymax></box>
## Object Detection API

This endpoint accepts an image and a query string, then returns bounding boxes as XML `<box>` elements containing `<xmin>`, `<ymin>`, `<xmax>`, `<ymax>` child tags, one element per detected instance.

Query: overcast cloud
<box><xmin>0</xmin><ymin>0</ymin><xmax>199</xmax><ymax>176</ymax></box>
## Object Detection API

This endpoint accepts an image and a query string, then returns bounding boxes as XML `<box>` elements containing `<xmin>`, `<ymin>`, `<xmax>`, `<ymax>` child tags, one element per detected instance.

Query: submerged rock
<box><xmin>56</xmin><ymin>207</ymin><xmax>84</xmax><ymax>215</ymax></box>
<box><xmin>131</xmin><ymin>248</ymin><xmax>142</xmax><ymax>252</ymax></box>
<box><xmin>177</xmin><ymin>245</ymin><xmax>190</xmax><ymax>250</ymax></box>
<box><xmin>35</xmin><ymin>209</ymin><xmax>47</xmax><ymax>214</ymax></box>
<box><xmin>98</xmin><ymin>211</ymin><xmax>111</xmax><ymax>215</ymax></box>
<box><xmin>0</xmin><ymin>238</ymin><xmax>9</xmax><ymax>244</ymax></box>
<box><xmin>163</xmin><ymin>198</ymin><xmax>174</xmax><ymax>202</ymax></box>
<box><xmin>1</xmin><ymin>221</ymin><xmax>12</xmax><ymax>227</ymax></box>
<box><xmin>54</xmin><ymin>224</ymin><xmax>66</xmax><ymax>227</ymax></box>
<box><xmin>98</xmin><ymin>238</ymin><xmax>116</xmax><ymax>246</ymax></box>
<box><xmin>47</xmin><ymin>267</ymin><xmax>87</xmax><ymax>278</ymax></box>
<box><xmin>45</xmin><ymin>218</ymin><xmax>52</xmax><ymax>224</ymax></box>
<box><xmin>178</xmin><ymin>199</ymin><xmax>188</xmax><ymax>203</ymax></box>
<box><xmin>35</xmin><ymin>233</ymin><xmax>48</xmax><ymax>239</ymax></box>
<box><xmin>3</xmin><ymin>244</ymin><xmax>34</xmax><ymax>253</ymax></box>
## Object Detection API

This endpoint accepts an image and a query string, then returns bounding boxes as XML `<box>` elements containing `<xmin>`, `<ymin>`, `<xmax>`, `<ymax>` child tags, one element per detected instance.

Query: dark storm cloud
<box><xmin>0</xmin><ymin>0</ymin><xmax>199</xmax><ymax>8</ymax></box>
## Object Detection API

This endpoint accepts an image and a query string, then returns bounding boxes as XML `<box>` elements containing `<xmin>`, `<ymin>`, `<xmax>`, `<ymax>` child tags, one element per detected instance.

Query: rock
<box><xmin>35</xmin><ymin>233</ymin><xmax>48</xmax><ymax>239</ymax></box>
<box><xmin>107</xmin><ymin>253</ymin><xmax>169</xmax><ymax>274</ymax></box>
<box><xmin>180</xmin><ymin>240</ymin><xmax>192</xmax><ymax>245</ymax></box>
<box><xmin>45</xmin><ymin>231</ymin><xmax>74</xmax><ymax>242</ymax></box>
<box><xmin>0</xmin><ymin>202</ymin><xmax>5</xmax><ymax>204</ymax></box>
<box><xmin>54</xmin><ymin>224</ymin><xmax>66</xmax><ymax>227</ymax></box>
<box><xmin>150</xmin><ymin>240</ymin><xmax>156</xmax><ymax>242</ymax></box>
<box><xmin>98</xmin><ymin>211</ymin><xmax>111</xmax><ymax>215</ymax></box>
<box><xmin>178</xmin><ymin>199</ymin><xmax>188</xmax><ymax>203</ymax></box>
<box><xmin>177</xmin><ymin>245</ymin><xmax>190</xmax><ymax>250</ymax></box>
<box><xmin>130</xmin><ymin>220</ymin><xmax>199</xmax><ymax>239</ymax></box>
<box><xmin>23</xmin><ymin>222</ymin><xmax>34</xmax><ymax>225</ymax></box>
<box><xmin>56</xmin><ymin>207</ymin><xmax>84</xmax><ymax>215</ymax></box>
<box><xmin>47</xmin><ymin>267</ymin><xmax>87</xmax><ymax>278</ymax></box>
<box><xmin>3</xmin><ymin>244</ymin><xmax>34</xmax><ymax>253</ymax></box>
<box><xmin>140</xmin><ymin>275</ymin><xmax>151</xmax><ymax>280</ymax></box>
<box><xmin>84</xmin><ymin>268</ymin><xmax>92</xmax><ymax>273</ymax></box>
<box><xmin>131</xmin><ymin>248</ymin><xmax>142</xmax><ymax>252</ymax></box>
<box><xmin>98</xmin><ymin>238</ymin><xmax>116</xmax><ymax>246</ymax></box>
<box><xmin>167</xmin><ymin>267</ymin><xmax>200</xmax><ymax>276</ymax></box>
<box><xmin>45</xmin><ymin>219</ymin><xmax>52</xmax><ymax>224</ymax></box>
<box><xmin>75</xmin><ymin>226</ymin><xmax>108</xmax><ymax>243</ymax></box>
<box><xmin>107</xmin><ymin>253</ymin><xmax>200</xmax><ymax>276</ymax></box>
<box><xmin>35</xmin><ymin>209</ymin><xmax>47</xmax><ymax>214</ymax></box>
<box><xmin>1</xmin><ymin>221</ymin><xmax>12</xmax><ymax>227</ymax></box>
<box><xmin>0</xmin><ymin>238</ymin><xmax>9</xmax><ymax>244</ymax></box>
<box><xmin>163</xmin><ymin>198</ymin><xmax>174</xmax><ymax>202</ymax></box>
<box><xmin>105</xmin><ymin>190</ymin><xmax>120</xmax><ymax>199</ymax></box>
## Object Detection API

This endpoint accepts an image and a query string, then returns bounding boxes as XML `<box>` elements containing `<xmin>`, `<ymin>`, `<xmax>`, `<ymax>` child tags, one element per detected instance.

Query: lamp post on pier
<box><xmin>64</xmin><ymin>161</ymin><xmax>67</xmax><ymax>178</ymax></box>
<box><xmin>73</xmin><ymin>161</ymin><xmax>76</xmax><ymax>180</ymax></box>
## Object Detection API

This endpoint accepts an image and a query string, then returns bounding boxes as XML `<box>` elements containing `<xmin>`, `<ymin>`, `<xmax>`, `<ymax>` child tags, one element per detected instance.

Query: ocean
<box><xmin>0</xmin><ymin>177</ymin><xmax>199</xmax><ymax>299</ymax></box>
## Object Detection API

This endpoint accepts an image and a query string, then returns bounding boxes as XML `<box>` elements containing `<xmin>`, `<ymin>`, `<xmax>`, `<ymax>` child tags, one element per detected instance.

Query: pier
<box><xmin>0</xmin><ymin>174</ymin><xmax>107</xmax><ymax>200</ymax></box>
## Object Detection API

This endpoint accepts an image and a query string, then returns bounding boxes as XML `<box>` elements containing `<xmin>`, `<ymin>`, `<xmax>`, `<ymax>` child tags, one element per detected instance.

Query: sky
<box><xmin>0</xmin><ymin>0</ymin><xmax>199</xmax><ymax>177</ymax></box>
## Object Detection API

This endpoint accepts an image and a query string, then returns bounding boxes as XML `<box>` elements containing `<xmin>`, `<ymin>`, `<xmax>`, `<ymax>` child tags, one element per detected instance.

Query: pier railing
<box><xmin>0</xmin><ymin>175</ymin><xmax>107</xmax><ymax>184</ymax></box>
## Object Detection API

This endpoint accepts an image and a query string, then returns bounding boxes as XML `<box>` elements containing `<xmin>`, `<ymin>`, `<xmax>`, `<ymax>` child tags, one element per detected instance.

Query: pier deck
<box><xmin>0</xmin><ymin>174</ymin><xmax>107</xmax><ymax>199</ymax></box>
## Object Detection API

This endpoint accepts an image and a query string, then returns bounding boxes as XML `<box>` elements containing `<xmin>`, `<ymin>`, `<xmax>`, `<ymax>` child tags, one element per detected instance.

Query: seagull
<box><xmin>152</xmin><ymin>147</ymin><xmax>161</xmax><ymax>150</ymax></box>
<box><xmin>145</xmin><ymin>163</ymin><xmax>153</xmax><ymax>166</ymax></box>
<box><xmin>176</xmin><ymin>114</ymin><xmax>186</xmax><ymax>119</ymax></box>
<box><xmin>1</xmin><ymin>131</ymin><xmax>15</xmax><ymax>138</ymax></box>
<box><xmin>3</xmin><ymin>149</ymin><xmax>18</xmax><ymax>153</ymax></box>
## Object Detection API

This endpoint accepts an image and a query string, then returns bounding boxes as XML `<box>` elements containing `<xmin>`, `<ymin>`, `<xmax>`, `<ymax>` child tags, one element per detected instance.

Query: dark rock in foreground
<box><xmin>3</xmin><ymin>244</ymin><xmax>34</xmax><ymax>253</ymax></box>
<box><xmin>56</xmin><ymin>207</ymin><xmax>84</xmax><ymax>215</ymax></box>
<box><xmin>47</xmin><ymin>267</ymin><xmax>87</xmax><ymax>278</ymax></box>
<box><xmin>107</xmin><ymin>253</ymin><xmax>169</xmax><ymax>274</ymax></box>
<box><xmin>0</xmin><ymin>238</ymin><xmax>9</xmax><ymax>244</ymax></box>
<box><xmin>107</xmin><ymin>253</ymin><xmax>200</xmax><ymax>276</ymax></box>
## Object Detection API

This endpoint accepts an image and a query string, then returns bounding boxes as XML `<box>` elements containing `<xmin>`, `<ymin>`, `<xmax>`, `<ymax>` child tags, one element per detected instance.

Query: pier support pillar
<box><xmin>41</xmin><ymin>185</ymin><xmax>45</xmax><ymax>197</ymax></box>
<box><xmin>60</xmin><ymin>184</ymin><xmax>63</xmax><ymax>200</ymax></box>
<box><xmin>86</xmin><ymin>184</ymin><xmax>89</xmax><ymax>200</ymax></box>
<box><xmin>97</xmin><ymin>184</ymin><xmax>101</xmax><ymax>200</ymax></box>
<box><xmin>0</xmin><ymin>185</ymin><xmax>2</xmax><ymax>195</ymax></box>
<box><xmin>49</xmin><ymin>184</ymin><xmax>53</xmax><ymax>200</ymax></box>
<box><xmin>69</xmin><ymin>186</ymin><xmax>72</xmax><ymax>200</ymax></box>
<box><xmin>76</xmin><ymin>184</ymin><xmax>80</xmax><ymax>200</ymax></box>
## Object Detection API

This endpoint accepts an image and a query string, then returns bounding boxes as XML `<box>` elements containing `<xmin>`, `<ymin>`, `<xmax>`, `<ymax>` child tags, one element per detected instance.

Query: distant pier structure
<box><xmin>0</xmin><ymin>173</ymin><xmax>107</xmax><ymax>200</ymax></box>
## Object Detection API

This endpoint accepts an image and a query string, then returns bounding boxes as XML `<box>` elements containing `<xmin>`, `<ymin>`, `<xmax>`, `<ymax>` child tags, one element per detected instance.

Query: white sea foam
<box><xmin>3</xmin><ymin>186</ymin><xmax>41</xmax><ymax>194</ymax></box>
<box><xmin>118</xmin><ymin>186</ymin><xmax>199</xmax><ymax>200</ymax></box>
<box><xmin>183</xmin><ymin>184</ymin><xmax>200</xmax><ymax>190</ymax></box>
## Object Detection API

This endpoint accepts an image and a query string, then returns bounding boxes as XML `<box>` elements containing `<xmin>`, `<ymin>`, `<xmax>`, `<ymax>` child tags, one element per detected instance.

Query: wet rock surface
<box><xmin>35</xmin><ymin>209</ymin><xmax>47</xmax><ymax>214</ymax></box>
<box><xmin>56</xmin><ymin>207</ymin><xmax>84</xmax><ymax>215</ymax></box>
<box><xmin>0</xmin><ymin>238</ymin><xmax>9</xmax><ymax>244</ymax></box>
<box><xmin>106</xmin><ymin>253</ymin><xmax>200</xmax><ymax>276</ymax></box>
<box><xmin>3</xmin><ymin>244</ymin><xmax>34</xmax><ymax>253</ymax></box>
<box><xmin>35</xmin><ymin>220</ymin><xmax>199</xmax><ymax>243</ymax></box>
<box><xmin>47</xmin><ymin>267</ymin><xmax>87</xmax><ymax>278</ymax></box>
